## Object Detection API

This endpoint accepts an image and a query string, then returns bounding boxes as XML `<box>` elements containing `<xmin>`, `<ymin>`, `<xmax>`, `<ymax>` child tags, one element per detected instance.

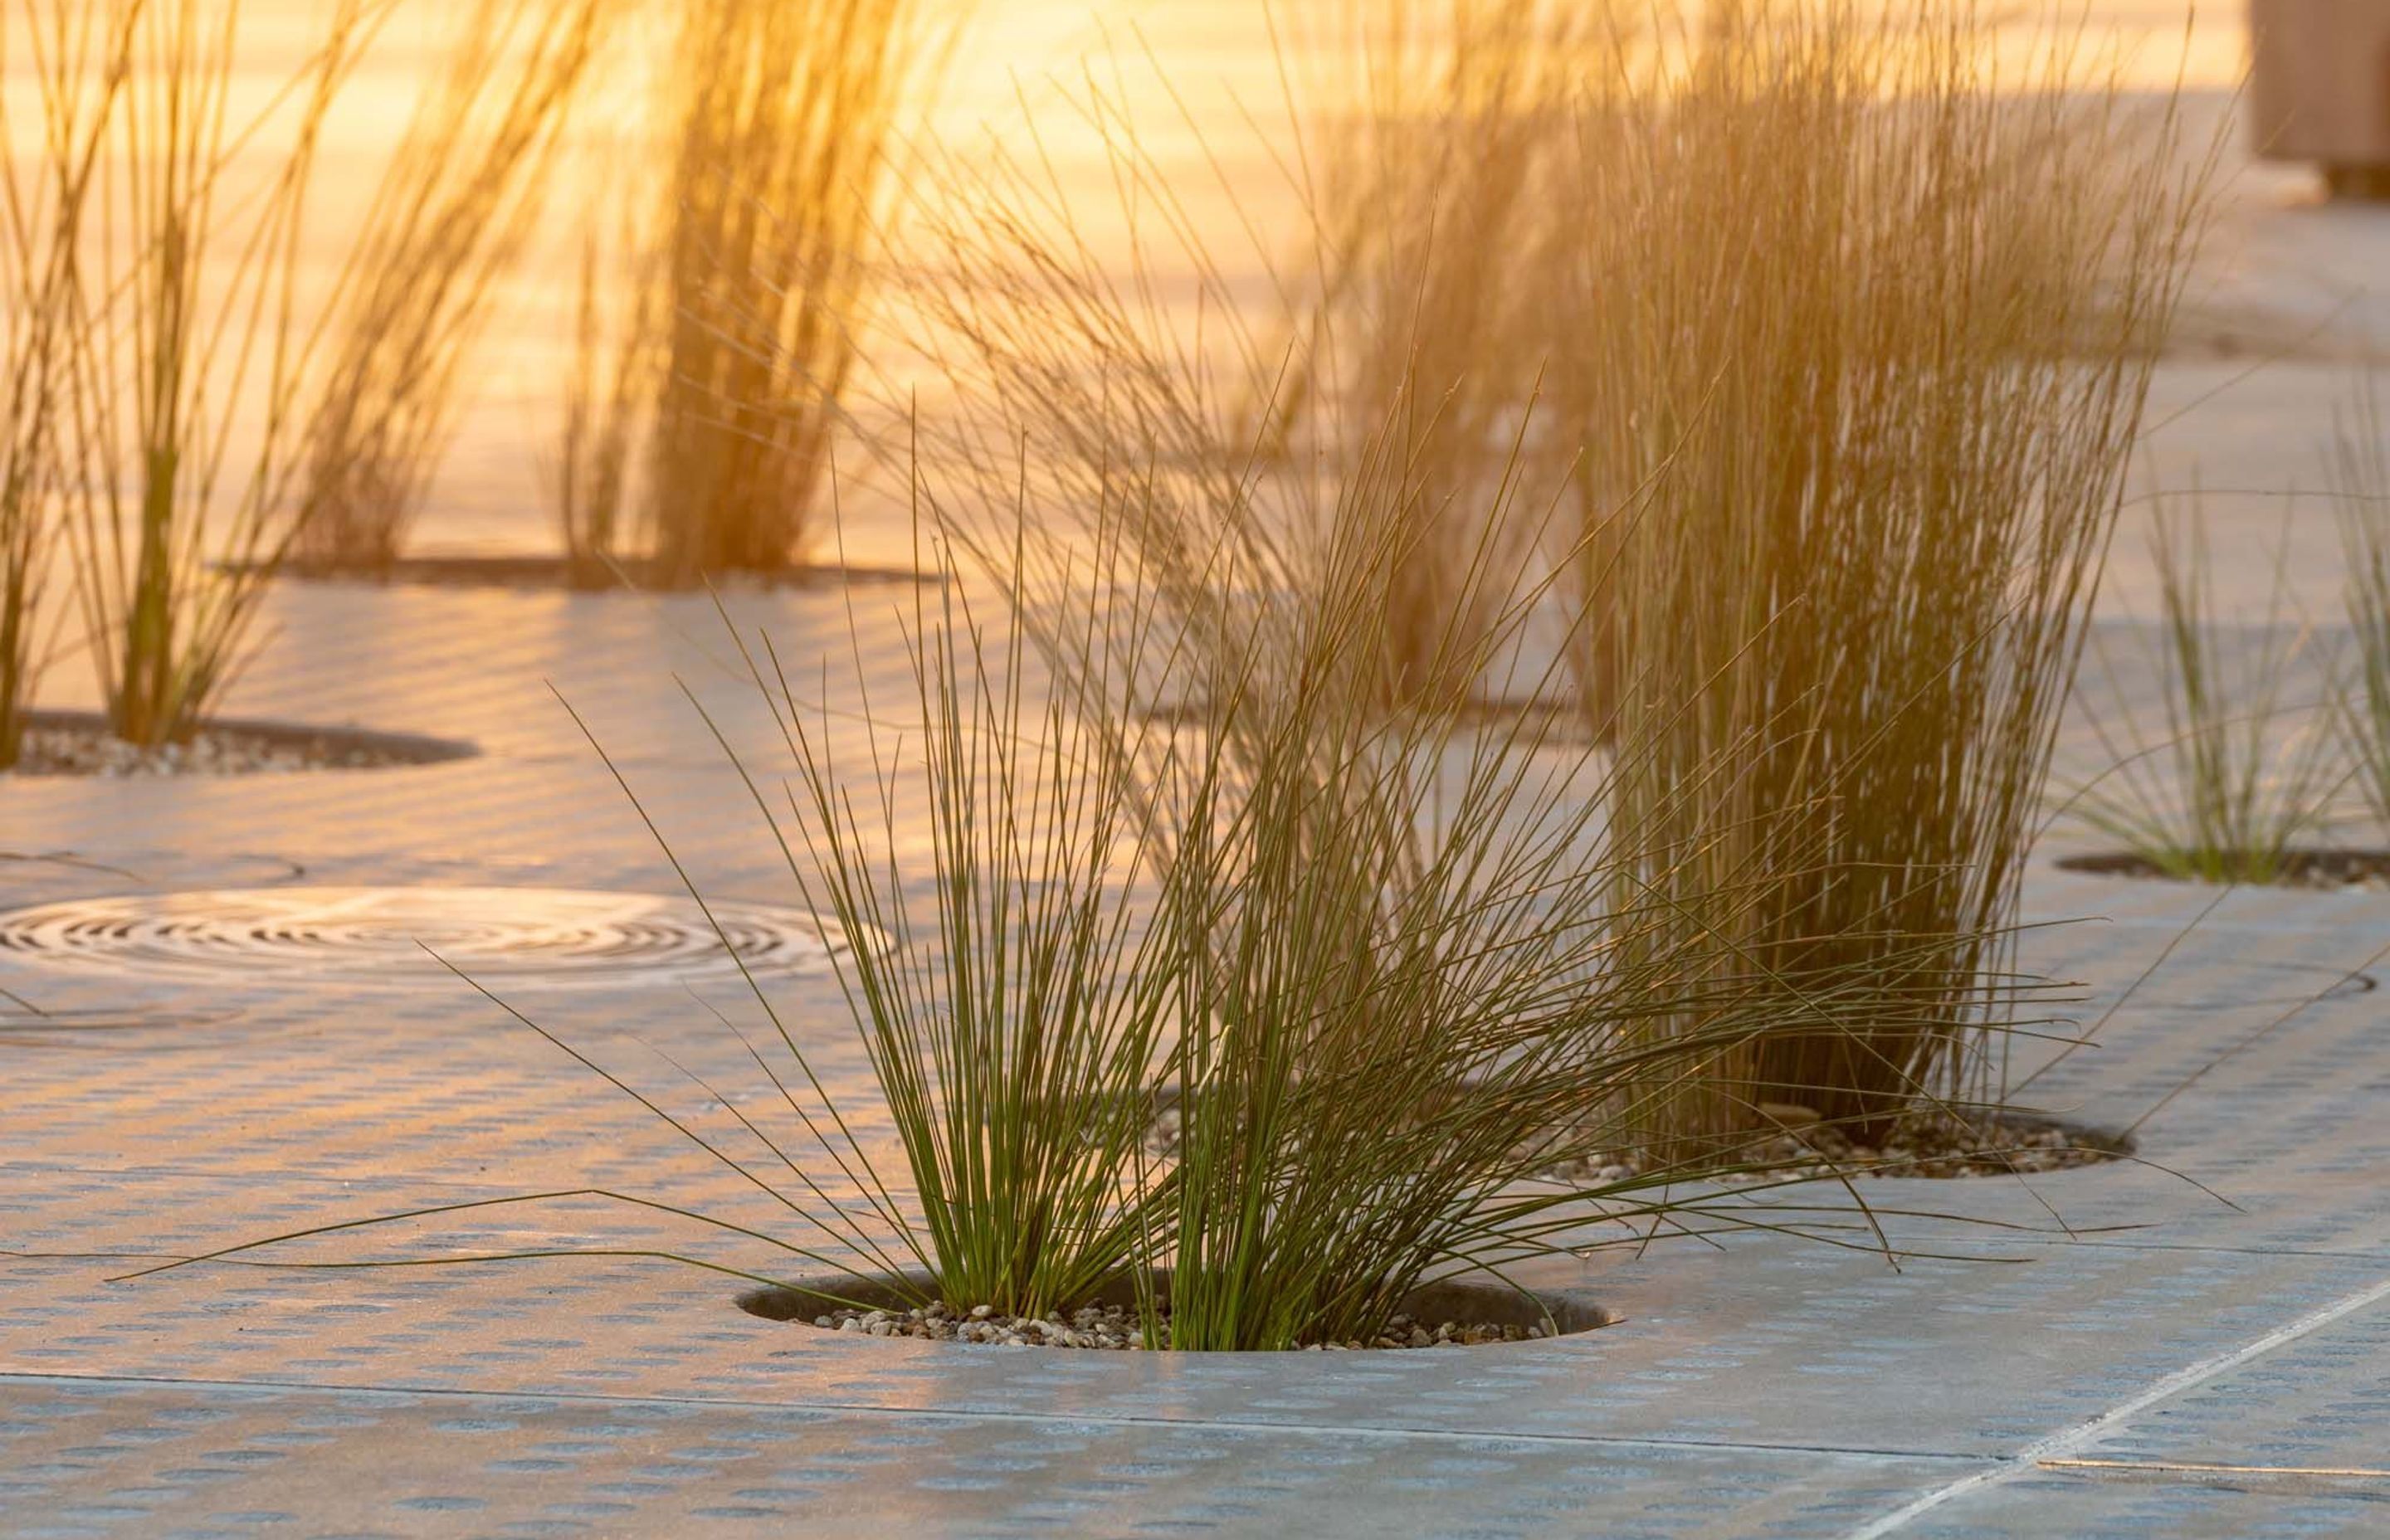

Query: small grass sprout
<box><xmin>2067</xmin><ymin>503</ymin><xmax>2348</xmax><ymax>885</ymax></box>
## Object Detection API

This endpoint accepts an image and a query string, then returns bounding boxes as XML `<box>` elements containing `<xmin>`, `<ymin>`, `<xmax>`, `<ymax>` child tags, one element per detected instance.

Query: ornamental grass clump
<box><xmin>904</xmin><ymin>6</ymin><xmax>1569</xmax><ymax>724</ymax></box>
<box><xmin>60</xmin><ymin>0</ymin><xmax>383</xmax><ymax>748</ymax></box>
<box><xmin>1553</xmin><ymin>2</ymin><xmax>2212</xmax><ymax>1137</ymax></box>
<box><xmin>0</xmin><ymin>0</ymin><xmax>135</xmax><ymax>768</ymax></box>
<box><xmin>720</xmin><ymin>450</ymin><xmax>1952</xmax><ymax>1349</ymax></box>
<box><xmin>2330</xmin><ymin>390</ymin><xmax>2390</xmax><ymax>831</ymax></box>
<box><xmin>290</xmin><ymin>0</ymin><xmax>605</xmax><ymax>573</ymax></box>
<box><xmin>558</xmin><ymin>0</ymin><xmax>940</xmax><ymax>584</ymax></box>
<box><xmin>2067</xmin><ymin>506</ymin><xmax>2346</xmax><ymax>884</ymax></box>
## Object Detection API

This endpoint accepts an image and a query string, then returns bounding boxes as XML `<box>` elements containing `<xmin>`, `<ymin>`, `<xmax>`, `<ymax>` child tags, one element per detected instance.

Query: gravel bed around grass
<box><xmin>1142</xmin><ymin>1100</ymin><xmax>2124</xmax><ymax>1190</ymax></box>
<box><xmin>1540</xmin><ymin>1109</ymin><xmax>2125</xmax><ymax>1187</ymax></box>
<box><xmin>802</xmin><ymin>1301</ymin><xmax>1556</xmax><ymax>1350</ymax></box>
<box><xmin>2057</xmin><ymin>850</ymin><xmax>2390</xmax><ymax>891</ymax></box>
<box><xmin>8</xmin><ymin>719</ymin><xmax>449</xmax><ymax>777</ymax></box>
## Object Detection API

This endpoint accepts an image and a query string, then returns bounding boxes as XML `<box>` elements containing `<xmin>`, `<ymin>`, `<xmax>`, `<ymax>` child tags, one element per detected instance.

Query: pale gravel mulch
<box><xmin>807</xmin><ymin>1300</ymin><xmax>1556</xmax><ymax>1350</ymax></box>
<box><xmin>1540</xmin><ymin>1110</ymin><xmax>2123</xmax><ymax>1187</ymax></box>
<box><xmin>8</xmin><ymin>722</ymin><xmax>421</xmax><ymax>777</ymax></box>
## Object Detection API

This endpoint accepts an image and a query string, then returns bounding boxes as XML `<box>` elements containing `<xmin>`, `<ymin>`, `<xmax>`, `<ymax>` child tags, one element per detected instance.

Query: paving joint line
<box><xmin>1839</xmin><ymin>1267</ymin><xmax>2390</xmax><ymax>1538</ymax></box>
<box><xmin>2040</xmin><ymin>1457</ymin><xmax>2390</xmax><ymax>1483</ymax></box>
<box><xmin>0</xmin><ymin>1369</ymin><xmax>1991</xmax><ymax>1468</ymax></box>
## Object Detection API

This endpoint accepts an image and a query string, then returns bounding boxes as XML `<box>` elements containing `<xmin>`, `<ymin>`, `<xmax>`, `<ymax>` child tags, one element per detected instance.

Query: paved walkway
<box><xmin>6</xmin><ymin>562</ymin><xmax>2390</xmax><ymax>1538</ymax></box>
<box><xmin>7</xmin><ymin>77</ymin><xmax>2390</xmax><ymax>1540</ymax></box>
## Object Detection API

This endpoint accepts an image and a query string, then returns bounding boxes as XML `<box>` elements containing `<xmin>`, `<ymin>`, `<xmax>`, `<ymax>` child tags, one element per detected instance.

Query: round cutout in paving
<box><xmin>265</xmin><ymin>553</ymin><xmax>938</xmax><ymax>592</ymax></box>
<box><xmin>8</xmin><ymin>710</ymin><xmax>477</xmax><ymax>777</ymax></box>
<box><xmin>0</xmin><ymin>885</ymin><xmax>847</xmax><ymax>990</ymax></box>
<box><xmin>738</xmin><ymin>1270</ymin><xmax>1614</xmax><ymax>1351</ymax></box>
<box><xmin>2056</xmin><ymin>849</ymin><xmax>2390</xmax><ymax>893</ymax></box>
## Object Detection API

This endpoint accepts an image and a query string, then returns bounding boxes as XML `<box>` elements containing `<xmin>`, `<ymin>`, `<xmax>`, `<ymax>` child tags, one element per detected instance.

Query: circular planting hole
<box><xmin>0</xmin><ymin>885</ymin><xmax>848</xmax><ymax>990</ymax></box>
<box><xmin>1537</xmin><ymin>1109</ymin><xmax>2138</xmax><ymax>1186</ymax></box>
<box><xmin>7</xmin><ymin>711</ymin><xmax>477</xmax><ymax>777</ymax></box>
<box><xmin>2056</xmin><ymin>850</ymin><xmax>2390</xmax><ymax>893</ymax></box>
<box><xmin>265</xmin><ymin>553</ymin><xmax>939</xmax><ymax>592</ymax></box>
<box><xmin>736</xmin><ymin>1270</ymin><xmax>1614</xmax><ymax>1351</ymax></box>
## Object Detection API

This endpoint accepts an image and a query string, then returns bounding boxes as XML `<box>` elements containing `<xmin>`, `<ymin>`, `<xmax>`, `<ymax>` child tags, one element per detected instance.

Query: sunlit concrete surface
<box><xmin>7</xmin><ymin>564</ymin><xmax>2390</xmax><ymax>1535</ymax></box>
<box><xmin>8</xmin><ymin>4</ymin><xmax>2390</xmax><ymax>1536</ymax></box>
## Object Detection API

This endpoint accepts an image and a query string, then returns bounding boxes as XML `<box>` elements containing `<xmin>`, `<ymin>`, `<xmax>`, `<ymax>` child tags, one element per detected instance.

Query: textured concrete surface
<box><xmin>7</xmin><ymin>56</ymin><xmax>2390</xmax><ymax>1540</ymax></box>
<box><xmin>7</xmin><ymin>559</ymin><xmax>2390</xmax><ymax>1536</ymax></box>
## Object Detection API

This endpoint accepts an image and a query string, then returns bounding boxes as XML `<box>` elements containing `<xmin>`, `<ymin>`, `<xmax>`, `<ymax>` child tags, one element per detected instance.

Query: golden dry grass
<box><xmin>0</xmin><ymin>0</ymin><xmax>136</xmax><ymax>765</ymax></box>
<box><xmin>59</xmin><ymin>0</ymin><xmax>386</xmax><ymax>747</ymax></box>
<box><xmin>559</xmin><ymin>0</ymin><xmax>944</xmax><ymax>584</ymax></box>
<box><xmin>1552</xmin><ymin>2</ymin><xmax>2213</xmax><ymax>1137</ymax></box>
<box><xmin>290</xmin><ymin>0</ymin><xmax>606</xmax><ymax>573</ymax></box>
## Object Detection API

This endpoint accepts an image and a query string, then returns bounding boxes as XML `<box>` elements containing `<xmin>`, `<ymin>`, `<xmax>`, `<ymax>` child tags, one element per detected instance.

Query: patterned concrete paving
<box><xmin>5</xmin><ymin>562</ymin><xmax>2390</xmax><ymax>1539</ymax></box>
<box><xmin>9</xmin><ymin>64</ymin><xmax>2390</xmax><ymax>1540</ymax></box>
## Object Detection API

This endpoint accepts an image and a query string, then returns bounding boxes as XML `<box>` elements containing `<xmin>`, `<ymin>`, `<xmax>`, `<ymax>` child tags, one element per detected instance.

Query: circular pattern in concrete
<box><xmin>0</xmin><ymin>885</ymin><xmax>846</xmax><ymax>989</ymax></box>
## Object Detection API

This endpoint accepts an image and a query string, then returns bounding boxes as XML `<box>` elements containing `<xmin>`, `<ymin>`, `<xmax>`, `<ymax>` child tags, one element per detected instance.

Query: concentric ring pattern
<box><xmin>0</xmin><ymin>886</ymin><xmax>846</xmax><ymax>989</ymax></box>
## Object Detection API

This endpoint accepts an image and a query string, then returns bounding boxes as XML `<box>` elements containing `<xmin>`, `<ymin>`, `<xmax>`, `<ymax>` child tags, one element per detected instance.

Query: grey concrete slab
<box><xmin>2070</xmin><ymin>1295</ymin><xmax>2390</xmax><ymax>1473</ymax></box>
<box><xmin>1911</xmin><ymin>1471</ymin><xmax>2390</xmax><ymax>1540</ymax></box>
<box><xmin>7</xmin><ymin>82</ymin><xmax>2390</xmax><ymax>1533</ymax></box>
<box><xmin>0</xmin><ymin>1377</ymin><xmax>1976</xmax><ymax>1540</ymax></box>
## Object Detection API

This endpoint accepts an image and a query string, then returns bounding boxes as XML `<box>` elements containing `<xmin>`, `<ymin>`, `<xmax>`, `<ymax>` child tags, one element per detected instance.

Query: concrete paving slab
<box><xmin>8</xmin><ymin>76</ymin><xmax>2390</xmax><ymax>1533</ymax></box>
<box><xmin>0</xmin><ymin>1377</ymin><xmax>1977</xmax><ymax>1540</ymax></box>
<box><xmin>1910</xmin><ymin>1470</ymin><xmax>2390</xmax><ymax>1540</ymax></box>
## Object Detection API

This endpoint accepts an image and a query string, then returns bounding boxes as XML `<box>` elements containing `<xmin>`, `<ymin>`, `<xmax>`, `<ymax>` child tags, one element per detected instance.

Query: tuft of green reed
<box><xmin>558</xmin><ymin>0</ymin><xmax>942</xmax><ymax>585</ymax></box>
<box><xmin>0</xmin><ymin>0</ymin><xmax>138</xmax><ymax>768</ymax></box>
<box><xmin>716</xmin><ymin>514</ymin><xmax>1188</xmax><ymax>1318</ymax></box>
<box><xmin>290</xmin><ymin>0</ymin><xmax>605</xmax><ymax>574</ymax></box>
<box><xmin>1552</xmin><ymin>2</ymin><xmax>2212</xmax><ymax>1137</ymax></box>
<box><xmin>2068</xmin><ymin>504</ymin><xmax>2346</xmax><ymax>885</ymax></box>
<box><xmin>726</xmin><ymin>442</ymin><xmax>1976</xmax><ymax>1348</ymax></box>
<box><xmin>2330</xmin><ymin>387</ymin><xmax>2390</xmax><ymax>831</ymax></box>
<box><xmin>59</xmin><ymin>0</ymin><xmax>383</xmax><ymax>748</ymax></box>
